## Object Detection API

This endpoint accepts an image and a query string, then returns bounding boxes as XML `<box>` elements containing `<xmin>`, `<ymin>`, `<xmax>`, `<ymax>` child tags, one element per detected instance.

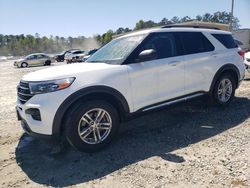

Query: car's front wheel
<box><xmin>21</xmin><ymin>62</ymin><xmax>28</xmax><ymax>68</ymax></box>
<box><xmin>65</xmin><ymin>100</ymin><xmax>120</xmax><ymax>152</ymax></box>
<box><xmin>212</xmin><ymin>73</ymin><xmax>236</xmax><ymax>105</ymax></box>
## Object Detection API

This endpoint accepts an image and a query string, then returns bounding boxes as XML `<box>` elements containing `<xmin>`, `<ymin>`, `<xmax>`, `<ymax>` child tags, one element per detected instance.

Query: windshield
<box><xmin>25</xmin><ymin>55</ymin><xmax>32</xmax><ymax>59</ymax></box>
<box><xmin>86</xmin><ymin>34</ymin><xmax>146</xmax><ymax>64</ymax></box>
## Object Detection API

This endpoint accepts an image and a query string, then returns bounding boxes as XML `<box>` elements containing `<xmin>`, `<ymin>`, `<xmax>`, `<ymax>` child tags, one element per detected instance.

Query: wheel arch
<box><xmin>52</xmin><ymin>86</ymin><xmax>130</xmax><ymax>135</ymax></box>
<box><xmin>209</xmin><ymin>64</ymin><xmax>240</xmax><ymax>93</ymax></box>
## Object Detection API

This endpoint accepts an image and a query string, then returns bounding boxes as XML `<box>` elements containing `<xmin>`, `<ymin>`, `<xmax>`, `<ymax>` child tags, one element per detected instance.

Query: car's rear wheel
<box><xmin>44</xmin><ymin>60</ymin><xmax>51</xmax><ymax>66</ymax></box>
<box><xmin>21</xmin><ymin>62</ymin><xmax>28</xmax><ymax>68</ymax></box>
<box><xmin>65</xmin><ymin>100</ymin><xmax>120</xmax><ymax>152</ymax></box>
<box><xmin>212</xmin><ymin>73</ymin><xmax>236</xmax><ymax>105</ymax></box>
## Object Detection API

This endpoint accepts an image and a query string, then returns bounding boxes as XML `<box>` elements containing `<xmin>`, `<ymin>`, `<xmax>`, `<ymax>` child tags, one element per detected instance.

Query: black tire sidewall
<box><xmin>65</xmin><ymin>100</ymin><xmax>120</xmax><ymax>152</ymax></box>
<box><xmin>45</xmin><ymin>60</ymin><xmax>51</xmax><ymax>66</ymax></box>
<box><xmin>21</xmin><ymin>62</ymin><xmax>28</xmax><ymax>68</ymax></box>
<box><xmin>213</xmin><ymin>74</ymin><xmax>236</xmax><ymax>105</ymax></box>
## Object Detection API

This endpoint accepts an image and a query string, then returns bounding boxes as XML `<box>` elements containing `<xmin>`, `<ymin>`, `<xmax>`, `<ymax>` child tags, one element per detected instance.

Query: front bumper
<box><xmin>16</xmin><ymin>108</ymin><xmax>58</xmax><ymax>141</ymax></box>
<box><xmin>13</xmin><ymin>61</ymin><xmax>18</xmax><ymax>66</ymax></box>
<box><xmin>16</xmin><ymin>87</ymin><xmax>72</xmax><ymax>136</ymax></box>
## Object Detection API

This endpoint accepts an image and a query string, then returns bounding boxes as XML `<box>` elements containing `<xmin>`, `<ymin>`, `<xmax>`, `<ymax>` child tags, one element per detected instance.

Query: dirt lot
<box><xmin>0</xmin><ymin>60</ymin><xmax>250</xmax><ymax>188</ymax></box>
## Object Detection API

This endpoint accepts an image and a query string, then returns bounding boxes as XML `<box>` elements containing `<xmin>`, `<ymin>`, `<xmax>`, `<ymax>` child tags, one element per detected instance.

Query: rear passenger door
<box><xmin>37</xmin><ymin>54</ymin><xmax>46</xmax><ymax>65</ymax></box>
<box><xmin>177</xmin><ymin>32</ymin><xmax>215</xmax><ymax>94</ymax></box>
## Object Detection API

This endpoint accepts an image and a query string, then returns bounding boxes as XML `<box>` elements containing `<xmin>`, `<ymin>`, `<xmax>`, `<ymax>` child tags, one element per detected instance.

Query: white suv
<box><xmin>64</xmin><ymin>50</ymin><xmax>85</xmax><ymax>63</ymax></box>
<box><xmin>16</xmin><ymin>26</ymin><xmax>245</xmax><ymax>152</ymax></box>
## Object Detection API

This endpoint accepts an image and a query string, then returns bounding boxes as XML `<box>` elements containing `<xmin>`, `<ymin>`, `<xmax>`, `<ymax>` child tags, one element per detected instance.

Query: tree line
<box><xmin>96</xmin><ymin>11</ymin><xmax>240</xmax><ymax>45</ymax></box>
<box><xmin>0</xmin><ymin>34</ymin><xmax>99</xmax><ymax>56</ymax></box>
<box><xmin>0</xmin><ymin>11</ymin><xmax>240</xmax><ymax>56</ymax></box>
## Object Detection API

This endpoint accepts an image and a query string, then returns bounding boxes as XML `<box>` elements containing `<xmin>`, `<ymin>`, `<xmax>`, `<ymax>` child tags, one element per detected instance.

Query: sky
<box><xmin>0</xmin><ymin>0</ymin><xmax>249</xmax><ymax>37</ymax></box>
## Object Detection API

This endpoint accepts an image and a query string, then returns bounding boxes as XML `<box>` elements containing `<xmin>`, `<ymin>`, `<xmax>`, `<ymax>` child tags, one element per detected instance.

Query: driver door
<box><xmin>127</xmin><ymin>32</ymin><xmax>185</xmax><ymax>112</ymax></box>
<box><xmin>28</xmin><ymin>55</ymin><xmax>37</xmax><ymax>65</ymax></box>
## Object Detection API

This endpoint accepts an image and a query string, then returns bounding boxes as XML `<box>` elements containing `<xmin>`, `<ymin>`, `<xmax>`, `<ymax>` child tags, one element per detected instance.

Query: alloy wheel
<box><xmin>217</xmin><ymin>78</ymin><xmax>233</xmax><ymax>103</ymax></box>
<box><xmin>78</xmin><ymin>108</ymin><xmax>112</xmax><ymax>144</ymax></box>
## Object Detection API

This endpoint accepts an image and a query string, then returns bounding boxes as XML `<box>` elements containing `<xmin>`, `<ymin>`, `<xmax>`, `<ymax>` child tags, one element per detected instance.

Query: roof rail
<box><xmin>161</xmin><ymin>25</ymin><xmax>221</xmax><ymax>30</ymax></box>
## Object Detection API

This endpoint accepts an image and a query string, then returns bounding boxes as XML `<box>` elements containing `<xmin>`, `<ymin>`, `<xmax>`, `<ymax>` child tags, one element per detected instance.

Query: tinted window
<box><xmin>178</xmin><ymin>32</ymin><xmax>214</xmax><ymax>55</ymax></box>
<box><xmin>212</xmin><ymin>34</ymin><xmax>238</xmax><ymax>49</ymax></box>
<box><xmin>27</xmin><ymin>55</ymin><xmax>37</xmax><ymax>59</ymax></box>
<box><xmin>139</xmin><ymin>32</ymin><xmax>177</xmax><ymax>60</ymax></box>
<box><xmin>73</xmin><ymin>51</ymin><xmax>82</xmax><ymax>54</ymax></box>
<box><xmin>37</xmin><ymin>54</ymin><xmax>45</xmax><ymax>58</ymax></box>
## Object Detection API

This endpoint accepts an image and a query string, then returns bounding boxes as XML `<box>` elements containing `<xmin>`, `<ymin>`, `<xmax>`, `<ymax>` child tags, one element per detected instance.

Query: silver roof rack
<box><xmin>161</xmin><ymin>24</ymin><xmax>221</xmax><ymax>30</ymax></box>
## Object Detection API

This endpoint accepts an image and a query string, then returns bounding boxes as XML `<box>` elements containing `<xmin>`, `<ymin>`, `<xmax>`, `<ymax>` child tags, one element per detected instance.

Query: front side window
<box><xmin>86</xmin><ymin>34</ymin><xmax>146</xmax><ymax>65</ymax></box>
<box><xmin>138</xmin><ymin>32</ymin><xmax>177</xmax><ymax>60</ymax></box>
<box><xmin>26</xmin><ymin>55</ymin><xmax>36</xmax><ymax>60</ymax></box>
<box><xmin>37</xmin><ymin>54</ymin><xmax>45</xmax><ymax>58</ymax></box>
<box><xmin>178</xmin><ymin>32</ymin><xmax>214</xmax><ymax>55</ymax></box>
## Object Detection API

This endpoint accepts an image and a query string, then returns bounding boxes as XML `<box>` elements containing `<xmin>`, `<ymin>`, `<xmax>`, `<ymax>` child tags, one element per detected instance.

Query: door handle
<box><xmin>211</xmin><ymin>52</ymin><xmax>218</xmax><ymax>57</ymax></box>
<box><xmin>168</xmin><ymin>61</ymin><xmax>180</xmax><ymax>66</ymax></box>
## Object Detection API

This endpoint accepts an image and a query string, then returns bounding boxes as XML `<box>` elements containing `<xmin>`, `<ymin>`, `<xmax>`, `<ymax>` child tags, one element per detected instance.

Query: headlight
<box><xmin>29</xmin><ymin>77</ymin><xmax>75</xmax><ymax>94</ymax></box>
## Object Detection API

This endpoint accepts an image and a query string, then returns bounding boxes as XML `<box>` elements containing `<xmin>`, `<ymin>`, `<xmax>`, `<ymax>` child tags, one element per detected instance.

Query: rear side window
<box><xmin>212</xmin><ymin>34</ymin><xmax>238</xmax><ymax>49</ymax></box>
<box><xmin>178</xmin><ymin>32</ymin><xmax>214</xmax><ymax>55</ymax></box>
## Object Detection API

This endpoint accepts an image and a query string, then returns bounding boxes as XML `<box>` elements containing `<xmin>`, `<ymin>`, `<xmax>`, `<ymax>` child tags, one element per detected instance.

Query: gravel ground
<box><xmin>0</xmin><ymin>60</ymin><xmax>250</xmax><ymax>188</ymax></box>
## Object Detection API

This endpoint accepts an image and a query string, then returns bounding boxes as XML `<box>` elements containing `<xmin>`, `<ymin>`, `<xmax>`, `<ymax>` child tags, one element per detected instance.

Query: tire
<box><xmin>65</xmin><ymin>100</ymin><xmax>120</xmax><ymax>152</ymax></box>
<box><xmin>21</xmin><ymin>62</ymin><xmax>28</xmax><ymax>68</ymax></box>
<box><xmin>44</xmin><ymin>60</ymin><xmax>51</xmax><ymax>66</ymax></box>
<box><xmin>212</xmin><ymin>73</ymin><xmax>236</xmax><ymax>106</ymax></box>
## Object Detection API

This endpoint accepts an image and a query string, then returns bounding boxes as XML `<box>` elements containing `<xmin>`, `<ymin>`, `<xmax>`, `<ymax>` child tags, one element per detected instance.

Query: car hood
<box><xmin>22</xmin><ymin>63</ymin><xmax>116</xmax><ymax>81</ymax></box>
<box><xmin>15</xmin><ymin>58</ymin><xmax>25</xmax><ymax>62</ymax></box>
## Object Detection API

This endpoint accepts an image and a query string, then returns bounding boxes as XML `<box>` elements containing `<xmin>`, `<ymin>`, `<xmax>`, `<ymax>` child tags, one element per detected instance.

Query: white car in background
<box><xmin>0</xmin><ymin>56</ymin><xmax>7</xmax><ymax>61</ymax></box>
<box><xmin>244</xmin><ymin>51</ymin><xmax>250</xmax><ymax>77</ymax></box>
<box><xmin>80</xmin><ymin>49</ymin><xmax>98</xmax><ymax>62</ymax></box>
<box><xmin>64</xmin><ymin>50</ymin><xmax>85</xmax><ymax>63</ymax></box>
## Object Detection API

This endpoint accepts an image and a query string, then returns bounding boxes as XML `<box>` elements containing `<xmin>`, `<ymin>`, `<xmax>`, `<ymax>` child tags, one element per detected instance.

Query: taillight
<box><xmin>238</xmin><ymin>50</ymin><xmax>245</xmax><ymax>59</ymax></box>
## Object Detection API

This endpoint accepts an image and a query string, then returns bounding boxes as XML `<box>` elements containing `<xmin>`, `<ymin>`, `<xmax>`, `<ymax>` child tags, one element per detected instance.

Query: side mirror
<box><xmin>137</xmin><ymin>49</ymin><xmax>157</xmax><ymax>62</ymax></box>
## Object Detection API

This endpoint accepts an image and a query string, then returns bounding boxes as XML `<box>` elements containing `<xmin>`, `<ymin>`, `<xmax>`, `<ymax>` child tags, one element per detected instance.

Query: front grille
<box><xmin>17</xmin><ymin>81</ymin><xmax>34</xmax><ymax>104</ymax></box>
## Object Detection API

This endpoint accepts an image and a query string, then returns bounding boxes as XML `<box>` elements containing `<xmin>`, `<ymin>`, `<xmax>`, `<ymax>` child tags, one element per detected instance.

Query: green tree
<box><xmin>134</xmin><ymin>20</ymin><xmax>157</xmax><ymax>30</ymax></box>
<box><xmin>102</xmin><ymin>30</ymin><xmax>114</xmax><ymax>44</ymax></box>
<box><xmin>171</xmin><ymin>16</ymin><xmax>180</xmax><ymax>23</ymax></box>
<box><xmin>180</xmin><ymin>16</ymin><xmax>191</xmax><ymax>23</ymax></box>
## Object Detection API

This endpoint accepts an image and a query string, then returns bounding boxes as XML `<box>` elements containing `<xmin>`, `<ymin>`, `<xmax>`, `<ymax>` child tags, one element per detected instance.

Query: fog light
<box><xmin>25</xmin><ymin>108</ymin><xmax>41</xmax><ymax>121</ymax></box>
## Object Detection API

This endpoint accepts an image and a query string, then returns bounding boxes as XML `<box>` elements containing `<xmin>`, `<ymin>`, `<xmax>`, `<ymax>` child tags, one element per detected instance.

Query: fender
<box><xmin>209</xmin><ymin>64</ymin><xmax>240</xmax><ymax>93</ymax></box>
<box><xmin>52</xmin><ymin>86</ymin><xmax>130</xmax><ymax>135</ymax></box>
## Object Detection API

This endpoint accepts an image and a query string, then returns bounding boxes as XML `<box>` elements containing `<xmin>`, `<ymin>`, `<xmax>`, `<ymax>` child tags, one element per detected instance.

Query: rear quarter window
<box><xmin>212</xmin><ymin>34</ymin><xmax>238</xmax><ymax>49</ymax></box>
<box><xmin>178</xmin><ymin>32</ymin><xmax>215</xmax><ymax>55</ymax></box>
